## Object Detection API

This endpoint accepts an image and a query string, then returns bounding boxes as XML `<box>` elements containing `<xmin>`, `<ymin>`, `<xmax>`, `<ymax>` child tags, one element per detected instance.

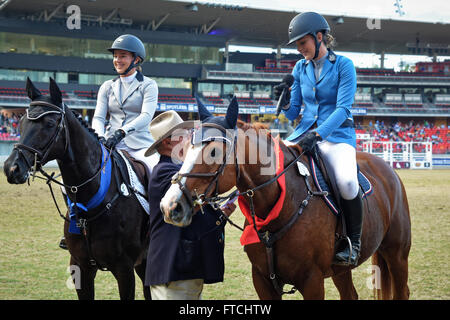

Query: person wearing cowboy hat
<box><xmin>143</xmin><ymin>110</ymin><xmax>235</xmax><ymax>300</ymax></box>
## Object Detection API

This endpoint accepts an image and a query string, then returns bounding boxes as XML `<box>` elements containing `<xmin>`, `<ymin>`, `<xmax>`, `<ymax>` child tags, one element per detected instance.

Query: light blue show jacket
<box><xmin>284</xmin><ymin>51</ymin><xmax>357</xmax><ymax>148</ymax></box>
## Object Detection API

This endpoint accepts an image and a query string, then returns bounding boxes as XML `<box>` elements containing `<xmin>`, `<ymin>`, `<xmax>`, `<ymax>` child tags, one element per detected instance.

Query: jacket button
<box><xmin>216</xmin><ymin>220</ymin><xmax>221</xmax><ymax>226</ymax></box>
<box><xmin>313</xmin><ymin>87</ymin><xmax>315</xmax><ymax>91</ymax></box>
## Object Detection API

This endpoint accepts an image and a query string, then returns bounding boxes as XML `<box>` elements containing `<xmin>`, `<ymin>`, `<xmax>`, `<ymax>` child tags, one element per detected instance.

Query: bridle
<box><xmin>14</xmin><ymin>100</ymin><xmax>110</xmax><ymax>195</ymax></box>
<box><xmin>14</xmin><ymin>101</ymin><xmax>69</xmax><ymax>177</ymax></box>
<box><xmin>170</xmin><ymin>122</ymin><xmax>240</xmax><ymax>213</ymax></box>
<box><xmin>170</xmin><ymin>122</ymin><xmax>330</xmax><ymax>296</ymax></box>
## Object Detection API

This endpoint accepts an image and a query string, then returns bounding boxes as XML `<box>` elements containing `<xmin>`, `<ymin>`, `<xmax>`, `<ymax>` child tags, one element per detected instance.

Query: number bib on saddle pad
<box><xmin>308</xmin><ymin>155</ymin><xmax>373</xmax><ymax>216</ymax></box>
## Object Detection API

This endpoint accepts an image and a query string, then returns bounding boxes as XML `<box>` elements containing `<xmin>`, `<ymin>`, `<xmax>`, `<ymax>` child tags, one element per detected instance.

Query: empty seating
<box><xmin>158</xmin><ymin>94</ymin><xmax>196</xmax><ymax>104</ymax></box>
<box><xmin>0</xmin><ymin>87</ymin><xmax>68</xmax><ymax>98</ymax></box>
<box><xmin>74</xmin><ymin>90</ymin><xmax>97</xmax><ymax>99</ymax></box>
<box><xmin>236</xmin><ymin>97</ymin><xmax>256</xmax><ymax>105</ymax></box>
<box><xmin>254</xmin><ymin>98</ymin><xmax>274</xmax><ymax>105</ymax></box>
<box><xmin>203</xmin><ymin>97</ymin><xmax>224</xmax><ymax>105</ymax></box>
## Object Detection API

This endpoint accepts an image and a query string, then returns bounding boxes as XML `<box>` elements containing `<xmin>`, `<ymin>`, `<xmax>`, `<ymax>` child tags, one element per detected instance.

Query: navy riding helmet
<box><xmin>287</xmin><ymin>12</ymin><xmax>330</xmax><ymax>59</ymax></box>
<box><xmin>108</xmin><ymin>34</ymin><xmax>146</xmax><ymax>75</ymax></box>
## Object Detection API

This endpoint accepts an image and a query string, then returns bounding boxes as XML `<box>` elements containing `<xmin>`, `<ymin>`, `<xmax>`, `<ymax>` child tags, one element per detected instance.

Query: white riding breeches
<box><xmin>316</xmin><ymin>140</ymin><xmax>359</xmax><ymax>200</ymax></box>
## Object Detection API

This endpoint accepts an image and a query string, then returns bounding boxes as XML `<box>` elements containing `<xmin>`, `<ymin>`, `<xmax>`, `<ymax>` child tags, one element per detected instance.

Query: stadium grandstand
<box><xmin>0</xmin><ymin>0</ymin><xmax>449</xmax><ymax>168</ymax></box>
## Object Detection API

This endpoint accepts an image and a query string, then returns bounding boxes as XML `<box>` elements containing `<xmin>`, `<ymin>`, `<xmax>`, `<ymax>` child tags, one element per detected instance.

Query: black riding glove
<box><xmin>105</xmin><ymin>129</ymin><xmax>125</xmax><ymax>150</ymax></box>
<box><xmin>273</xmin><ymin>83</ymin><xmax>291</xmax><ymax>109</ymax></box>
<box><xmin>298</xmin><ymin>131</ymin><xmax>322</xmax><ymax>154</ymax></box>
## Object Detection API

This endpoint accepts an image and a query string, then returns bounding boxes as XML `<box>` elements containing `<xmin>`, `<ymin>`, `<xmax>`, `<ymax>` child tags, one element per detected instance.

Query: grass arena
<box><xmin>0</xmin><ymin>1</ymin><xmax>449</xmax><ymax>302</ymax></box>
<box><xmin>0</xmin><ymin>168</ymin><xmax>448</xmax><ymax>300</ymax></box>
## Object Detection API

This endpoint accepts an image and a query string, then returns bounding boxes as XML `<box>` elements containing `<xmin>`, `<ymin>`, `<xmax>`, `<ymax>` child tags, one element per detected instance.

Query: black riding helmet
<box><xmin>287</xmin><ymin>12</ymin><xmax>330</xmax><ymax>59</ymax></box>
<box><xmin>108</xmin><ymin>34</ymin><xmax>146</xmax><ymax>75</ymax></box>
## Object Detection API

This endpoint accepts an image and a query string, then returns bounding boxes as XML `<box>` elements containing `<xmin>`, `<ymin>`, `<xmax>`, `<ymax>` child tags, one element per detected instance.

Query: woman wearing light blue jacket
<box><xmin>92</xmin><ymin>34</ymin><xmax>159</xmax><ymax>172</ymax></box>
<box><xmin>276</xmin><ymin>12</ymin><xmax>362</xmax><ymax>266</ymax></box>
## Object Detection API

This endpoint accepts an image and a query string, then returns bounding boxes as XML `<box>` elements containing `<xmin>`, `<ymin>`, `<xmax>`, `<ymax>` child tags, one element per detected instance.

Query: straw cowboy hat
<box><xmin>144</xmin><ymin>110</ymin><xmax>196</xmax><ymax>156</ymax></box>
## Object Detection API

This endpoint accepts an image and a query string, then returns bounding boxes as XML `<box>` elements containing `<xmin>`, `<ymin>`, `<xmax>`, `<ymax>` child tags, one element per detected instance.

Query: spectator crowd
<box><xmin>0</xmin><ymin>112</ymin><xmax>21</xmax><ymax>141</ymax></box>
<box><xmin>355</xmin><ymin>120</ymin><xmax>449</xmax><ymax>154</ymax></box>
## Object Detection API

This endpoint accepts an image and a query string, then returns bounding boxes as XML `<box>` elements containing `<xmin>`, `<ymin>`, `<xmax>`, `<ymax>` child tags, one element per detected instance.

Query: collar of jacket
<box><xmin>159</xmin><ymin>155</ymin><xmax>174</xmax><ymax>163</ymax></box>
<box><xmin>112</xmin><ymin>71</ymin><xmax>144</xmax><ymax>82</ymax></box>
<box><xmin>305</xmin><ymin>50</ymin><xmax>338</xmax><ymax>84</ymax></box>
<box><xmin>305</xmin><ymin>50</ymin><xmax>337</xmax><ymax>65</ymax></box>
<box><xmin>112</xmin><ymin>71</ymin><xmax>145</xmax><ymax>105</ymax></box>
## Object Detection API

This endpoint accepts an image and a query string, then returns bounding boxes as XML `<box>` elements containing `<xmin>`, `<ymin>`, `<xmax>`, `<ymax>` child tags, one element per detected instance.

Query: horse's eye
<box><xmin>210</xmin><ymin>148</ymin><xmax>216</xmax><ymax>158</ymax></box>
<box><xmin>46</xmin><ymin>120</ymin><xmax>56</xmax><ymax>128</ymax></box>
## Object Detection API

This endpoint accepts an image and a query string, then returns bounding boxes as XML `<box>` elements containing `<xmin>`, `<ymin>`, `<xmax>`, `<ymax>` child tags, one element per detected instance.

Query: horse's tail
<box><xmin>371</xmin><ymin>251</ymin><xmax>392</xmax><ymax>299</ymax></box>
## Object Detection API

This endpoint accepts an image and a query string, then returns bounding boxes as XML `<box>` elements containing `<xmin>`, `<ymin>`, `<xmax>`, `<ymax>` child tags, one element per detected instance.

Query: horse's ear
<box><xmin>26</xmin><ymin>77</ymin><xmax>41</xmax><ymax>100</ymax></box>
<box><xmin>195</xmin><ymin>95</ymin><xmax>212</xmax><ymax>121</ymax></box>
<box><xmin>225</xmin><ymin>96</ymin><xmax>239</xmax><ymax>128</ymax></box>
<box><xmin>49</xmin><ymin>77</ymin><xmax>62</xmax><ymax>106</ymax></box>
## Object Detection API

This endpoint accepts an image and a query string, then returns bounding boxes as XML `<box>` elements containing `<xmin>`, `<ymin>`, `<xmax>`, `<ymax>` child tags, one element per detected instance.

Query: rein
<box><xmin>244</xmin><ymin>145</ymin><xmax>328</xmax><ymax>296</ymax></box>
<box><xmin>179</xmin><ymin>123</ymin><xmax>329</xmax><ymax>296</ymax></box>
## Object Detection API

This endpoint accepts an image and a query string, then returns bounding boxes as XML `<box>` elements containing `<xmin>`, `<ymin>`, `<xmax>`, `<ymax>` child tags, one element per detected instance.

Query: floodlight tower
<box><xmin>394</xmin><ymin>0</ymin><xmax>405</xmax><ymax>17</ymax></box>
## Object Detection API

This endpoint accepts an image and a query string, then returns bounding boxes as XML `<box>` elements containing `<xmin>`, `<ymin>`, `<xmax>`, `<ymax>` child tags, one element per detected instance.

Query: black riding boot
<box><xmin>334</xmin><ymin>192</ymin><xmax>363</xmax><ymax>266</ymax></box>
<box><xmin>59</xmin><ymin>236</ymin><xmax>68</xmax><ymax>250</ymax></box>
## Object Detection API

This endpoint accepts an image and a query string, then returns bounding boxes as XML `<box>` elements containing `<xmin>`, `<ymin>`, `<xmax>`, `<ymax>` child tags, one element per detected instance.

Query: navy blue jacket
<box><xmin>145</xmin><ymin>155</ymin><xmax>226</xmax><ymax>286</ymax></box>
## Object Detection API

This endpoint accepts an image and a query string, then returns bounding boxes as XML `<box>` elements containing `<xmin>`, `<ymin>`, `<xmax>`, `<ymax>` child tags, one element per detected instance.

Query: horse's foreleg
<box><xmin>111</xmin><ymin>264</ymin><xmax>136</xmax><ymax>300</ymax></box>
<box><xmin>70</xmin><ymin>256</ymin><xmax>97</xmax><ymax>300</ymax></box>
<box><xmin>251</xmin><ymin>265</ymin><xmax>282</xmax><ymax>300</ymax></box>
<box><xmin>331</xmin><ymin>270</ymin><xmax>358</xmax><ymax>300</ymax></box>
<box><xmin>135</xmin><ymin>260</ymin><xmax>151</xmax><ymax>300</ymax></box>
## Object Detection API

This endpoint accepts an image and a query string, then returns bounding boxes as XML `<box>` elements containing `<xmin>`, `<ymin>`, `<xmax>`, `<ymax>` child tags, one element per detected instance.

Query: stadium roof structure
<box><xmin>1</xmin><ymin>0</ymin><xmax>449</xmax><ymax>56</ymax></box>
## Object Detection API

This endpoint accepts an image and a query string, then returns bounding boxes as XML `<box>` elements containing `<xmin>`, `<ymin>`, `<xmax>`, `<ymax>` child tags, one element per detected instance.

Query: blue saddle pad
<box><xmin>308</xmin><ymin>156</ymin><xmax>373</xmax><ymax>216</ymax></box>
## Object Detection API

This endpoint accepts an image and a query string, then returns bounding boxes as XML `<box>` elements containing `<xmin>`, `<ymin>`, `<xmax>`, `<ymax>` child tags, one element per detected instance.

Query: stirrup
<box><xmin>333</xmin><ymin>236</ymin><xmax>358</xmax><ymax>266</ymax></box>
<box><xmin>59</xmin><ymin>236</ymin><xmax>68</xmax><ymax>250</ymax></box>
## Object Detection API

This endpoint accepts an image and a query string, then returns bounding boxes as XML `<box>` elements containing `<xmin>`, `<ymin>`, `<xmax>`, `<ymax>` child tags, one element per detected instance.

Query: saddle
<box><xmin>112</xmin><ymin>149</ymin><xmax>150</xmax><ymax>215</ymax></box>
<box><xmin>308</xmin><ymin>148</ymin><xmax>373</xmax><ymax>216</ymax></box>
<box><xmin>119</xmin><ymin>150</ymin><xmax>149</xmax><ymax>188</ymax></box>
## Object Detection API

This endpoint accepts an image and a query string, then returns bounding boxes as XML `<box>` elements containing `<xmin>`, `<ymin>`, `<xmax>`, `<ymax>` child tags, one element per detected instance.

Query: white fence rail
<box><xmin>361</xmin><ymin>140</ymin><xmax>433</xmax><ymax>169</ymax></box>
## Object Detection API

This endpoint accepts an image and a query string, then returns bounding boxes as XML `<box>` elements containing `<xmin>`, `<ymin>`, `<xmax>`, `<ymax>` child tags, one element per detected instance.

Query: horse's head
<box><xmin>161</xmin><ymin>97</ymin><xmax>240</xmax><ymax>227</ymax></box>
<box><xmin>3</xmin><ymin>78</ymin><xmax>67</xmax><ymax>184</ymax></box>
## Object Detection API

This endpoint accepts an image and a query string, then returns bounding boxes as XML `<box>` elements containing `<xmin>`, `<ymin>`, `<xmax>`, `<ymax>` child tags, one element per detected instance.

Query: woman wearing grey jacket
<box><xmin>59</xmin><ymin>34</ymin><xmax>159</xmax><ymax>250</ymax></box>
<box><xmin>92</xmin><ymin>34</ymin><xmax>159</xmax><ymax>171</ymax></box>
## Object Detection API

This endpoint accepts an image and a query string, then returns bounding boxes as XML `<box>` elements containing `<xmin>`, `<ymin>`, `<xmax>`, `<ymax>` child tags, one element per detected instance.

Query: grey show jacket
<box><xmin>92</xmin><ymin>71</ymin><xmax>158</xmax><ymax>150</ymax></box>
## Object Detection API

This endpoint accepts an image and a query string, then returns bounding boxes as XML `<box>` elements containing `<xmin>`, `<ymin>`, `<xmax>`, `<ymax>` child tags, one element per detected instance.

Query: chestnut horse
<box><xmin>160</xmin><ymin>98</ymin><xmax>411</xmax><ymax>300</ymax></box>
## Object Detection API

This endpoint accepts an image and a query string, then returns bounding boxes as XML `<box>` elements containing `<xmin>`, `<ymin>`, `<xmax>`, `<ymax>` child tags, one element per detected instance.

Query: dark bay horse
<box><xmin>3</xmin><ymin>78</ymin><xmax>150</xmax><ymax>300</ymax></box>
<box><xmin>161</xmin><ymin>98</ymin><xmax>411</xmax><ymax>300</ymax></box>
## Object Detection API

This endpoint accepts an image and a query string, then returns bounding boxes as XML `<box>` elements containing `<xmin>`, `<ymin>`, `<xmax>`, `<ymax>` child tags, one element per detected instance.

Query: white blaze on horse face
<box><xmin>160</xmin><ymin>144</ymin><xmax>204</xmax><ymax>220</ymax></box>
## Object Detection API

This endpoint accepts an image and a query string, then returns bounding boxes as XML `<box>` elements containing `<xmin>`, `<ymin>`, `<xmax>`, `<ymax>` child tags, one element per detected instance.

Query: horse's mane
<box><xmin>70</xmin><ymin>109</ymin><xmax>101</xmax><ymax>141</ymax></box>
<box><xmin>236</xmin><ymin>119</ymin><xmax>302</xmax><ymax>155</ymax></box>
<box><xmin>236</xmin><ymin>119</ymin><xmax>271</xmax><ymax>137</ymax></box>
